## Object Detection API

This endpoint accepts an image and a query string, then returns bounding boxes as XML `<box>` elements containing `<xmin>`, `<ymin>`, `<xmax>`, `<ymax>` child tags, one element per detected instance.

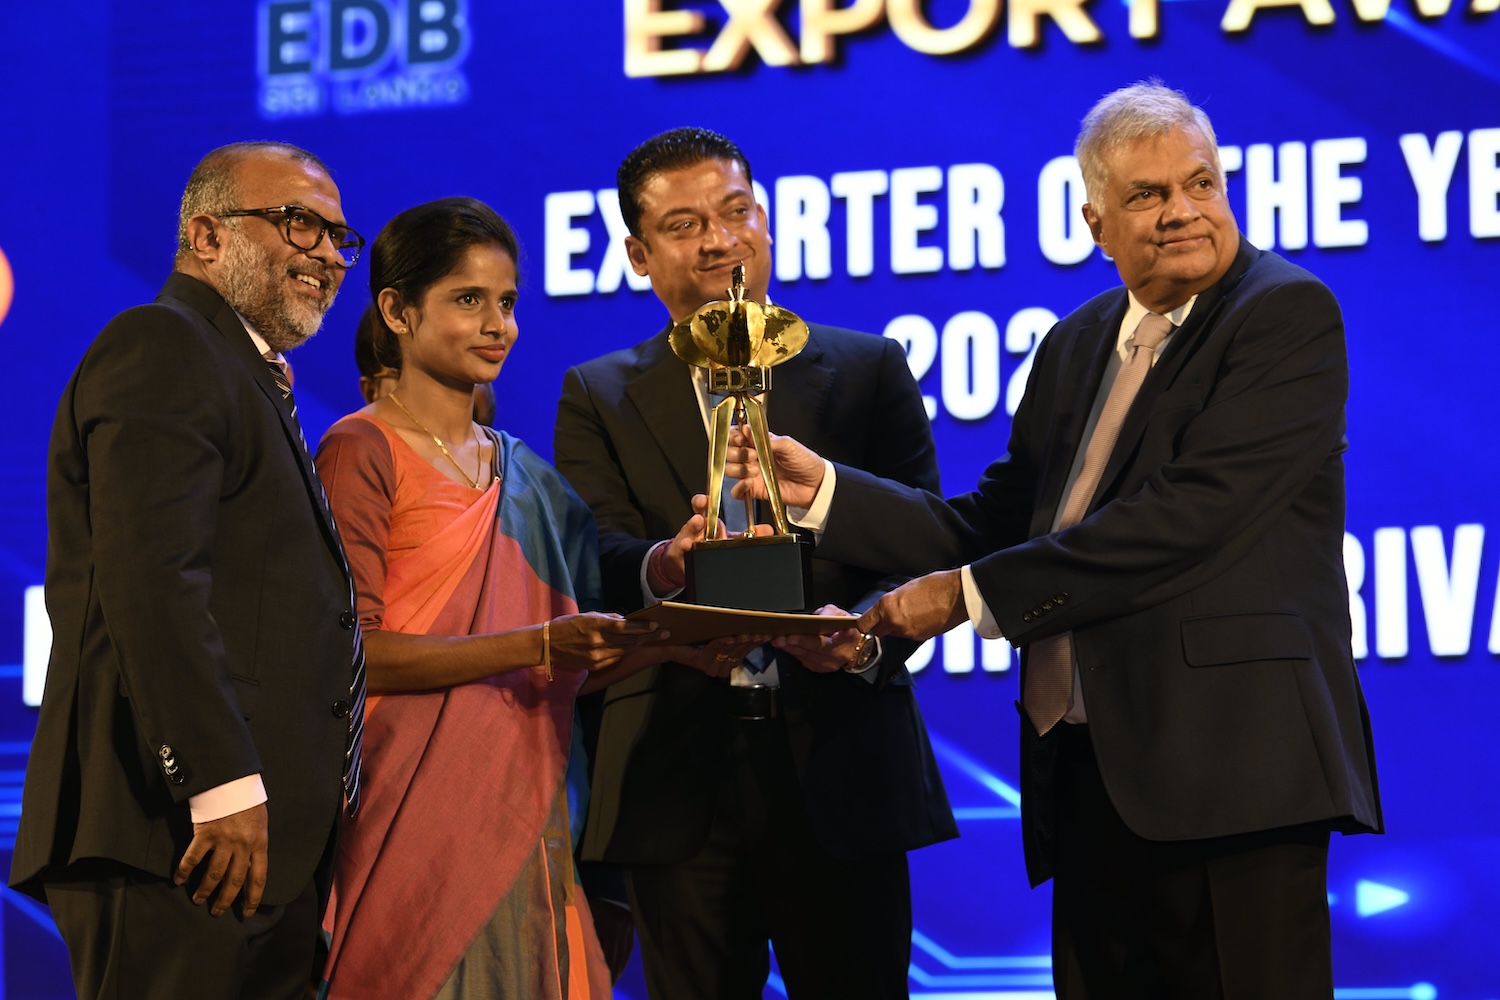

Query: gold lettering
<box><xmin>1006</xmin><ymin>0</ymin><xmax>1102</xmax><ymax>48</ymax></box>
<box><xmin>800</xmin><ymin>0</ymin><xmax>884</xmax><ymax>63</ymax></box>
<box><xmin>1221</xmin><ymin>0</ymin><xmax>1334</xmax><ymax>32</ymax></box>
<box><xmin>887</xmin><ymin>0</ymin><xmax>1001</xmax><ymax>55</ymax></box>
<box><xmin>1348</xmin><ymin>0</ymin><xmax>1466</xmax><ymax>17</ymax></box>
<box><xmin>703</xmin><ymin>0</ymin><xmax>800</xmax><ymax>71</ymax></box>
<box><xmin>624</xmin><ymin>0</ymin><xmax>707</xmax><ymax>77</ymax></box>
<box><xmin>1130</xmin><ymin>0</ymin><xmax>1160</xmax><ymax>37</ymax></box>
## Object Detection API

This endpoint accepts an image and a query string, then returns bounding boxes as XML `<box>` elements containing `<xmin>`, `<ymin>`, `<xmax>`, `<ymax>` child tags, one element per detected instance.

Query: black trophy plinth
<box><xmin>683</xmin><ymin>534</ymin><xmax>813</xmax><ymax>612</ymax></box>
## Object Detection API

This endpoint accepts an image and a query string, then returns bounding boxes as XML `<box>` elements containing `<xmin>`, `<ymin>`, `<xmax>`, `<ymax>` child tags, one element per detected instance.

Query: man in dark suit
<box><xmin>731</xmin><ymin>84</ymin><xmax>1382</xmax><ymax>997</ymax></box>
<box><xmin>553</xmin><ymin>127</ymin><xmax>957</xmax><ymax>999</ymax></box>
<box><xmin>11</xmin><ymin>142</ymin><xmax>364</xmax><ymax>999</ymax></box>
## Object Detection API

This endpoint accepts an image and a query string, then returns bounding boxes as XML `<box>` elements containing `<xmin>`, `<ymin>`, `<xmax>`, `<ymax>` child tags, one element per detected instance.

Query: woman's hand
<box><xmin>547</xmin><ymin>612</ymin><xmax>667</xmax><ymax>672</ymax></box>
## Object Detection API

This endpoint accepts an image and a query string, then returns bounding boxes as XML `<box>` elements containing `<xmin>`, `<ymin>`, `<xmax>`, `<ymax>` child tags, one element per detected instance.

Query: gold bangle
<box><xmin>542</xmin><ymin>621</ymin><xmax>552</xmax><ymax>682</ymax></box>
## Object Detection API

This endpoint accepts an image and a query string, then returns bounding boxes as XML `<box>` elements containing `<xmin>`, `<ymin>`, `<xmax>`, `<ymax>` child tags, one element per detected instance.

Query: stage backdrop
<box><xmin>2</xmin><ymin>1</ymin><xmax>1497</xmax><ymax>997</ymax></box>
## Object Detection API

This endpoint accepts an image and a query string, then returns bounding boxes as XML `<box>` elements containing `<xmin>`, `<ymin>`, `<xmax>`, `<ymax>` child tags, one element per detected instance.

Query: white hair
<box><xmin>1075</xmin><ymin>80</ymin><xmax>1222</xmax><ymax>215</ymax></box>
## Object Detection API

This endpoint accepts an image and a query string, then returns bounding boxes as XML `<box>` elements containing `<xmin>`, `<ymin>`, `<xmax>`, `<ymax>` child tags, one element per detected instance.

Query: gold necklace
<box><xmin>388</xmin><ymin>391</ymin><xmax>487</xmax><ymax>489</ymax></box>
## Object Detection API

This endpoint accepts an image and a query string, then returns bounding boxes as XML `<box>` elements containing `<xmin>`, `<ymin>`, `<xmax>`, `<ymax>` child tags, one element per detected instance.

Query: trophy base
<box><xmin>684</xmin><ymin>534</ymin><xmax>813</xmax><ymax>612</ymax></box>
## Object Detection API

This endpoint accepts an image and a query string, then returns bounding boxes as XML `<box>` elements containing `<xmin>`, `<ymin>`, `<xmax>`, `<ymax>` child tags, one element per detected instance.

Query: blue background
<box><xmin>1</xmin><ymin>1</ymin><xmax>1497</xmax><ymax>996</ymax></box>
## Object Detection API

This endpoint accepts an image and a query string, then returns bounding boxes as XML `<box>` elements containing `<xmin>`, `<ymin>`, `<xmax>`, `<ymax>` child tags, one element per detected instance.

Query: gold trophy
<box><xmin>670</xmin><ymin>263</ymin><xmax>813</xmax><ymax>611</ymax></box>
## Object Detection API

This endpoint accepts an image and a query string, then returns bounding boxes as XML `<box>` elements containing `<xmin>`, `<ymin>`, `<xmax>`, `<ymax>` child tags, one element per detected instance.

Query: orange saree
<box><xmin>315</xmin><ymin>413</ymin><xmax>610</xmax><ymax>1000</ymax></box>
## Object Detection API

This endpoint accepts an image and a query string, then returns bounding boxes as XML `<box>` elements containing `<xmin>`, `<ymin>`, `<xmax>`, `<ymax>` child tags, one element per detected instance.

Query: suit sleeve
<box><xmin>855</xmin><ymin>336</ymin><xmax>943</xmax><ymax>495</ymax></box>
<box><xmin>554</xmin><ymin>365</ymin><xmax>658</xmax><ymax>614</ymax></box>
<box><xmin>976</xmin><ymin>276</ymin><xmax>1348</xmax><ymax>642</ymax></box>
<box><xmin>827</xmin><ymin>334</ymin><xmax>951</xmax><ymax>685</ymax></box>
<box><xmin>817</xmin><ymin>330</ymin><xmax>1052</xmax><ymax>578</ymax></box>
<box><xmin>76</xmin><ymin>308</ymin><xmax>259</xmax><ymax>801</ymax></box>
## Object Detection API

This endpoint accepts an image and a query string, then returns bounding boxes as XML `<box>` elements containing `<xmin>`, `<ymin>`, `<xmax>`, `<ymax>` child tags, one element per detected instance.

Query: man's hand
<box><xmin>585</xmin><ymin>893</ymin><xmax>637</xmax><ymax>984</ymax></box>
<box><xmin>773</xmin><ymin>604</ymin><xmax>863</xmax><ymax>673</ymax></box>
<box><xmin>174</xmin><ymin>801</ymin><xmax>269</xmax><ymax>917</ymax></box>
<box><xmin>648</xmin><ymin>495</ymin><xmax>774</xmax><ymax>596</ymax></box>
<box><xmin>725</xmin><ymin>428</ymin><xmax>825</xmax><ymax>509</ymax></box>
<box><xmin>857</xmin><ymin>571</ymin><xmax>968</xmax><ymax>643</ymax></box>
<box><xmin>670</xmin><ymin>634</ymin><xmax>774</xmax><ymax>678</ymax></box>
<box><xmin>647</xmin><ymin>498</ymin><xmax>712</xmax><ymax>594</ymax></box>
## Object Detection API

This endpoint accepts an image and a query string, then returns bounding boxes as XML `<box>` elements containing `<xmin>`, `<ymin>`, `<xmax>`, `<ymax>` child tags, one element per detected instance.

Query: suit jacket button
<box><xmin>1056</xmin><ymin>593</ymin><xmax>1069</xmax><ymax>603</ymax></box>
<box><xmin>1042</xmin><ymin>601</ymin><xmax>1054</xmax><ymax>611</ymax></box>
<box><xmin>340</xmin><ymin>611</ymin><xmax>357</xmax><ymax>630</ymax></box>
<box><xmin>159</xmin><ymin>744</ymin><xmax>174</xmax><ymax>759</ymax></box>
<box><xmin>167</xmin><ymin>771</ymin><xmax>186</xmax><ymax>786</ymax></box>
<box><xmin>1022</xmin><ymin>612</ymin><xmax>1034</xmax><ymax>623</ymax></box>
<box><xmin>332</xmin><ymin>700</ymin><xmax>351</xmax><ymax>718</ymax></box>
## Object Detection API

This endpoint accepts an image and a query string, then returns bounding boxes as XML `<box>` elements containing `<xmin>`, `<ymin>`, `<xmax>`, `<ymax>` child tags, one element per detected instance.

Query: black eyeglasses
<box><xmin>216</xmin><ymin>205</ymin><xmax>366</xmax><ymax>268</ymax></box>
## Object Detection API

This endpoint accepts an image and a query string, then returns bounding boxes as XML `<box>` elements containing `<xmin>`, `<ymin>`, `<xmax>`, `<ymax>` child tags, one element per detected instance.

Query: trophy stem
<box><xmin>743</xmin><ymin>396</ymin><xmax>791</xmax><ymax>535</ymax></box>
<box><xmin>732</xmin><ymin>398</ymin><xmax>756</xmax><ymax>536</ymax></box>
<box><xmin>703</xmin><ymin>396</ymin><xmax>736</xmax><ymax>539</ymax></box>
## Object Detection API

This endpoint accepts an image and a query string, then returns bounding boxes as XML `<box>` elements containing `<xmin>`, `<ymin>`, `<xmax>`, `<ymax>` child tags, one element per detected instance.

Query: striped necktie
<box><xmin>265</xmin><ymin>356</ymin><xmax>366</xmax><ymax>814</ymax></box>
<box><xmin>1022</xmin><ymin>312</ymin><xmax>1173</xmax><ymax>737</ymax></box>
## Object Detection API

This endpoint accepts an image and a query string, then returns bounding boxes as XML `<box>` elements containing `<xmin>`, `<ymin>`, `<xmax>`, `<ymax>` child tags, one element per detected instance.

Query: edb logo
<box><xmin>258</xmin><ymin>0</ymin><xmax>471</xmax><ymax>118</ymax></box>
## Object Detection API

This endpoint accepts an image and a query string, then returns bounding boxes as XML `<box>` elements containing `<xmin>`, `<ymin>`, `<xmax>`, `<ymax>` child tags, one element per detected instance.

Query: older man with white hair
<box><xmin>732</xmin><ymin>82</ymin><xmax>1382</xmax><ymax>998</ymax></box>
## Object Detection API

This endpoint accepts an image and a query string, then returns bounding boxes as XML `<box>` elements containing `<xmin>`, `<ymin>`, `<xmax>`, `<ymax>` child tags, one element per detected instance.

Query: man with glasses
<box><xmin>555</xmin><ymin>127</ymin><xmax>956</xmax><ymax>1000</ymax></box>
<box><xmin>12</xmin><ymin>141</ymin><xmax>365</xmax><ymax>999</ymax></box>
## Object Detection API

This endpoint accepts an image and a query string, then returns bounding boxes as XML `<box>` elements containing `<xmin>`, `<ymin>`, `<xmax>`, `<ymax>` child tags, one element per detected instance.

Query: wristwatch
<box><xmin>846</xmin><ymin>633</ymin><xmax>881</xmax><ymax>674</ymax></box>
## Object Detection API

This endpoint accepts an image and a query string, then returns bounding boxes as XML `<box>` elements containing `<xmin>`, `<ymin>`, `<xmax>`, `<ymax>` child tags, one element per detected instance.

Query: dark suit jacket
<box><xmin>816</xmin><ymin>241</ymin><xmax>1382</xmax><ymax>884</ymax></box>
<box><xmin>11</xmin><ymin>273</ymin><xmax>357</xmax><ymax>905</ymax></box>
<box><xmin>555</xmin><ymin>322</ymin><xmax>959</xmax><ymax>865</ymax></box>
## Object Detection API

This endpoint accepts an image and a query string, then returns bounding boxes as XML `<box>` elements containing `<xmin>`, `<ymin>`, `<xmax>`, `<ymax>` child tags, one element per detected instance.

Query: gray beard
<box><xmin>216</xmin><ymin>236</ymin><xmax>337</xmax><ymax>354</ymax></box>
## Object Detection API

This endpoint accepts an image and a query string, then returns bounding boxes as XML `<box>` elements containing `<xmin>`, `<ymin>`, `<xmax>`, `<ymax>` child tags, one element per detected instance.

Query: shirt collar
<box><xmin>1116</xmin><ymin>292</ymin><xmax>1196</xmax><ymax>358</ymax></box>
<box><xmin>234</xmin><ymin>311</ymin><xmax>280</xmax><ymax>363</ymax></box>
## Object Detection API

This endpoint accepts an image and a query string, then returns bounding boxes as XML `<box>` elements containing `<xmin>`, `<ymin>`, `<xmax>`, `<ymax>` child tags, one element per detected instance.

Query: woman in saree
<box><xmin>314</xmin><ymin>197</ymin><xmax>749</xmax><ymax>999</ymax></box>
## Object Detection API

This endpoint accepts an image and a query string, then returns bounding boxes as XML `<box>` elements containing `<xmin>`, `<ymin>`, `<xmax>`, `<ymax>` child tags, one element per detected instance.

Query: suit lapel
<box><xmin>623</xmin><ymin>323</ymin><xmax>834</xmax><ymax>516</ymax></box>
<box><xmin>625</xmin><ymin>329</ymin><xmax>712</xmax><ymax>498</ymax></box>
<box><xmin>1089</xmin><ymin>240</ymin><xmax>1258</xmax><ymax>509</ymax></box>
<box><xmin>759</xmin><ymin>327</ymin><xmax>831</xmax><ymax>441</ymax></box>
<box><xmin>184</xmin><ymin>281</ymin><xmax>349</xmax><ymax>566</ymax></box>
<box><xmin>1034</xmin><ymin>299</ymin><xmax>1126</xmax><ymax>533</ymax></box>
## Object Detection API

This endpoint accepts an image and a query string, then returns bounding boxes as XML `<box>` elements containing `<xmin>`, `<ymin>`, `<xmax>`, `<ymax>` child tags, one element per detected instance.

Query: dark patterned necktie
<box><xmin>266</xmin><ymin>356</ymin><xmax>366</xmax><ymax>814</ymax></box>
<box><xmin>1023</xmin><ymin>313</ymin><xmax>1173</xmax><ymax>736</ymax></box>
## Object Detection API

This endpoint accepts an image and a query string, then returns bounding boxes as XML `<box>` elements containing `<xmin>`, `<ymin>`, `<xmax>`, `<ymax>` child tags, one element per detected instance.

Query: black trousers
<box><xmin>1048</xmin><ymin>723</ymin><xmax>1334</xmax><ymax>1000</ymax></box>
<box><xmin>626</xmin><ymin>712</ymin><xmax>912</xmax><ymax>1000</ymax></box>
<box><xmin>44</xmin><ymin>859</ymin><xmax>322</xmax><ymax>1000</ymax></box>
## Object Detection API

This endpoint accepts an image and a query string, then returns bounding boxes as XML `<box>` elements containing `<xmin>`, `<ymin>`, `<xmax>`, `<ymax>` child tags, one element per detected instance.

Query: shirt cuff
<box><xmin>188</xmin><ymin>773</ymin><xmax>267</xmax><ymax>824</ymax></box>
<box><xmin>640</xmin><ymin>540</ymin><xmax>683</xmax><ymax>605</ymax></box>
<box><xmin>788</xmin><ymin>460</ymin><xmax>837</xmax><ymax>538</ymax></box>
<box><xmin>961</xmin><ymin>565</ymin><xmax>1004</xmax><ymax>639</ymax></box>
